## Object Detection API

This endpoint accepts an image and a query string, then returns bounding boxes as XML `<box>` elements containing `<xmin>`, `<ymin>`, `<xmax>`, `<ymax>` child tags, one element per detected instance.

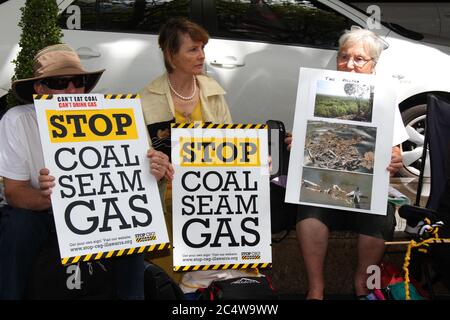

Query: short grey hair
<box><xmin>338</xmin><ymin>27</ymin><xmax>386</xmax><ymax>63</ymax></box>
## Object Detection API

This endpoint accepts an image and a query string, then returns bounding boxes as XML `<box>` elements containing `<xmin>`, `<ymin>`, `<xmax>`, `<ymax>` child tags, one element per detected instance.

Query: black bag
<box><xmin>144</xmin><ymin>261</ymin><xmax>185</xmax><ymax>300</ymax></box>
<box><xmin>26</xmin><ymin>233</ymin><xmax>115</xmax><ymax>300</ymax></box>
<box><xmin>270</xmin><ymin>180</ymin><xmax>298</xmax><ymax>234</ymax></box>
<box><xmin>266</xmin><ymin>120</ymin><xmax>297</xmax><ymax>235</ymax></box>
<box><xmin>198</xmin><ymin>276</ymin><xmax>277</xmax><ymax>300</ymax></box>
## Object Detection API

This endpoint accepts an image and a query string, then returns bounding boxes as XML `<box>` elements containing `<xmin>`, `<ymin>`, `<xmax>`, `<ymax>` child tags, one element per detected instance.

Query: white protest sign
<box><xmin>286</xmin><ymin>68</ymin><xmax>396</xmax><ymax>215</ymax></box>
<box><xmin>171</xmin><ymin>123</ymin><xmax>272</xmax><ymax>271</ymax></box>
<box><xmin>34</xmin><ymin>93</ymin><xmax>169</xmax><ymax>264</ymax></box>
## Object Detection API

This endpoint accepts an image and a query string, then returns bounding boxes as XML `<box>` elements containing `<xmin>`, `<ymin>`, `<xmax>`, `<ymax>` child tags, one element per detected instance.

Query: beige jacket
<box><xmin>140</xmin><ymin>73</ymin><xmax>233</xmax><ymax>215</ymax></box>
<box><xmin>139</xmin><ymin>73</ymin><xmax>232</xmax><ymax>125</ymax></box>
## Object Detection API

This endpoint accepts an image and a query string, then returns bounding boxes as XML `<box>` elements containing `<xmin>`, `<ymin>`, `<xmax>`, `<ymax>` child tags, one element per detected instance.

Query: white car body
<box><xmin>351</xmin><ymin>1</ymin><xmax>450</xmax><ymax>42</ymax></box>
<box><xmin>0</xmin><ymin>0</ymin><xmax>449</xmax><ymax>129</ymax></box>
<box><xmin>1</xmin><ymin>0</ymin><xmax>450</xmax><ymax>180</ymax></box>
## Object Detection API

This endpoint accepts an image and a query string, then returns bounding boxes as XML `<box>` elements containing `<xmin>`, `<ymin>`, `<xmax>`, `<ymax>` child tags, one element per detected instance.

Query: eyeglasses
<box><xmin>337</xmin><ymin>53</ymin><xmax>373</xmax><ymax>68</ymax></box>
<box><xmin>39</xmin><ymin>75</ymin><xmax>86</xmax><ymax>90</ymax></box>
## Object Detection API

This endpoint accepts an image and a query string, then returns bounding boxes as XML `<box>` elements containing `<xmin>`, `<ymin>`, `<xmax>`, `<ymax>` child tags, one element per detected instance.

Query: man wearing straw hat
<box><xmin>0</xmin><ymin>44</ymin><xmax>172</xmax><ymax>299</ymax></box>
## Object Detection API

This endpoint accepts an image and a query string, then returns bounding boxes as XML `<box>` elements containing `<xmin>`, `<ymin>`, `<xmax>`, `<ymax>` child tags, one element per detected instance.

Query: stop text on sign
<box><xmin>46</xmin><ymin>108</ymin><xmax>137</xmax><ymax>142</ymax></box>
<box><xmin>179</xmin><ymin>137</ymin><xmax>260</xmax><ymax>166</ymax></box>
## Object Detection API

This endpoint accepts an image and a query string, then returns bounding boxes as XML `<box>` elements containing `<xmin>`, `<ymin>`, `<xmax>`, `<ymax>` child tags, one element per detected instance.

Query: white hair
<box><xmin>338</xmin><ymin>27</ymin><xmax>386</xmax><ymax>62</ymax></box>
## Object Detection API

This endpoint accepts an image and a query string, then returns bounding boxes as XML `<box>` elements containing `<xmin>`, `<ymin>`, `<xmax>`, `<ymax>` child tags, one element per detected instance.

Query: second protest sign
<box><xmin>171</xmin><ymin>123</ymin><xmax>272</xmax><ymax>271</ymax></box>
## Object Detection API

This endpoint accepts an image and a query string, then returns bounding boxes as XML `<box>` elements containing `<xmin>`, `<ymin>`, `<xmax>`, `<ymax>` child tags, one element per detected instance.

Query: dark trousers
<box><xmin>0</xmin><ymin>206</ymin><xmax>144</xmax><ymax>300</ymax></box>
<box><xmin>0</xmin><ymin>206</ymin><xmax>53</xmax><ymax>299</ymax></box>
<box><xmin>114</xmin><ymin>253</ymin><xmax>144</xmax><ymax>300</ymax></box>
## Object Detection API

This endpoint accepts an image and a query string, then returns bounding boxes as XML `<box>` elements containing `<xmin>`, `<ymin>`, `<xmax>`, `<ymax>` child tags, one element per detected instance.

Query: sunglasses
<box><xmin>39</xmin><ymin>75</ymin><xmax>86</xmax><ymax>90</ymax></box>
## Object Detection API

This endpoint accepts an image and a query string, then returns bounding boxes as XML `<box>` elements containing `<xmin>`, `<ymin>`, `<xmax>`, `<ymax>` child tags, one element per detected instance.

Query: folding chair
<box><xmin>413</xmin><ymin>93</ymin><xmax>450</xmax><ymax>211</ymax></box>
<box><xmin>398</xmin><ymin>93</ymin><xmax>450</xmax><ymax>299</ymax></box>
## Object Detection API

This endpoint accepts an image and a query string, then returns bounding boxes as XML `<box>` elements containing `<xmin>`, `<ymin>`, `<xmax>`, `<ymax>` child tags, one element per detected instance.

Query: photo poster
<box><xmin>171</xmin><ymin>123</ymin><xmax>272</xmax><ymax>271</ymax></box>
<box><xmin>285</xmin><ymin>68</ymin><xmax>396</xmax><ymax>215</ymax></box>
<box><xmin>34</xmin><ymin>93</ymin><xmax>169</xmax><ymax>265</ymax></box>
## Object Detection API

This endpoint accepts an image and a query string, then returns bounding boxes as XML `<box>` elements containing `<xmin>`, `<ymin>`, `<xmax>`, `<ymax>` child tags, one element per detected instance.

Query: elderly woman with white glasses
<box><xmin>286</xmin><ymin>27</ymin><xmax>409</xmax><ymax>300</ymax></box>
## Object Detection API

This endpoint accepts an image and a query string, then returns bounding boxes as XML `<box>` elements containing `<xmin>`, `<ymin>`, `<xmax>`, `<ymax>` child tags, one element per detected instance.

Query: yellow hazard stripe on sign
<box><xmin>104</xmin><ymin>94</ymin><xmax>140</xmax><ymax>99</ymax></box>
<box><xmin>33</xmin><ymin>94</ymin><xmax>142</xmax><ymax>100</ymax></box>
<box><xmin>61</xmin><ymin>242</ymin><xmax>171</xmax><ymax>265</ymax></box>
<box><xmin>173</xmin><ymin>263</ymin><xmax>272</xmax><ymax>272</ymax></box>
<box><xmin>171</xmin><ymin>123</ymin><xmax>267</xmax><ymax>129</ymax></box>
<box><xmin>33</xmin><ymin>94</ymin><xmax>53</xmax><ymax>100</ymax></box>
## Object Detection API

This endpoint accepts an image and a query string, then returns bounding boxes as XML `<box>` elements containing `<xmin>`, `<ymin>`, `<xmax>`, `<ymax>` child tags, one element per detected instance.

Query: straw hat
<box><xmin>12</xmin><ymin>43</ymin><xmax>105</xmax><ymax>103</ymax></box>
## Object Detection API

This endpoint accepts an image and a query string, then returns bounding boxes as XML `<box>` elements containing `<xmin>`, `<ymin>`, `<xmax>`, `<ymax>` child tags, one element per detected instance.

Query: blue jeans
<box><xmin>0</xmin><ymin>206</ymin><xmax>144</xmax><ymax>300</ymax></box>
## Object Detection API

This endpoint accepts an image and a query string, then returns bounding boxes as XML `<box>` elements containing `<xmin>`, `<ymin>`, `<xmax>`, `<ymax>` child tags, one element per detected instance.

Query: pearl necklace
<box><xmin>168</xmin><ymin>75</ymin><xmax>197</xmax><ymax>101</ymax></box>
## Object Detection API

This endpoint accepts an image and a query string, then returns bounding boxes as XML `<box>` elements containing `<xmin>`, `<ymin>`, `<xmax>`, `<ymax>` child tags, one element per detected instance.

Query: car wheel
<box><xmin>399</xmin><ymin>104</ymin><xmax>430</xmax><ymax>181</ymax></box>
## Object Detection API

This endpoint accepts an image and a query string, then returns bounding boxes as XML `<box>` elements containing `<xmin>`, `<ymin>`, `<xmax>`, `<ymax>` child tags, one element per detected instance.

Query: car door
<box><xmin>201</xmin><ymin>0</ymin><xmax>359</xmax><ymax>131</ymax></box>
<box><xmin>59</xmin><ymin>0</ymin><xmax>198</xmax><ymax>95</ymax></box>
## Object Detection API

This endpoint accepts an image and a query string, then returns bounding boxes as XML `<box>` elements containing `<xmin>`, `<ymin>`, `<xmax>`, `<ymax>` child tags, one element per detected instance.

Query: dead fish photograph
<box><xmin>300</xmin><ymin>166</ymin><xmax>373</xmax><ymax>210</ymax></box>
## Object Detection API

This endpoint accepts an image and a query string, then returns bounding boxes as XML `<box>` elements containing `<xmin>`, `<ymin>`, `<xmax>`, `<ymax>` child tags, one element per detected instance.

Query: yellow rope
<box><xmin>402</xmin><ymin>219</ymin><xmax>450</xmax><ymax>300</ymax></box>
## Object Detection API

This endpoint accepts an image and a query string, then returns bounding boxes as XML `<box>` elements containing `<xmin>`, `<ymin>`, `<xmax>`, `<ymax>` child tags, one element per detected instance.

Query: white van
<box><xmin>1</xmin><ymin>0</ymin><xmax>450</xmax><ymax>180</ymax></box>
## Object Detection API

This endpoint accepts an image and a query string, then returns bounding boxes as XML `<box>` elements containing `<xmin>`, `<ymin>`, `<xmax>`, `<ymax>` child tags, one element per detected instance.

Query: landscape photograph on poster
<box><xmin>303</xmin><ymin>120</ymin><xmax>377</xmax><ymax>174</ymax></box>
<box><xmin>300</xmin><ymin>166</ymin><xmax>372</xmax><ymax>210</ymax></box>
<box><xmin>314</xmin><ymin>79</ymin><xmax>375</xmax><ymax>123</ymax></box>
